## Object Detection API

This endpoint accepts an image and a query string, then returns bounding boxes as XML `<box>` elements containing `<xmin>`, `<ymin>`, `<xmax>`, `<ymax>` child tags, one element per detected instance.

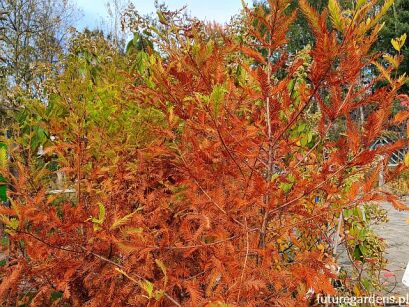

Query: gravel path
<box><xmin>335</xmin><ymin>198</ymin><xmax>409</xmax><ymax>296</ymax></box>
<box><xmin>376</xmin><ymin>199</ymin><xmax>409</xmax><ymax>296</ymax></box>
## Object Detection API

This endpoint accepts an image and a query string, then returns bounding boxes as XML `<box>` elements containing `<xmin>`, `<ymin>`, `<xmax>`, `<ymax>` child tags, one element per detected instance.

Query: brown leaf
<box><xmin>0</xmin><ymin>264</ymin><xmax>23</xmax><ymax>300</ymax></box>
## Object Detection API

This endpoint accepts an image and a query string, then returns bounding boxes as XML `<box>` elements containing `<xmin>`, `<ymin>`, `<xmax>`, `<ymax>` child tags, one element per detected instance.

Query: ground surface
<box><xmin>376</xmin><ymin>199</ymin><xmax>409</xmax><ymax>296</ymax></box>
<box><xmin>335</xmin><ymin>198</ymin><xmax>409</xmax><ymax>297</ymax></box>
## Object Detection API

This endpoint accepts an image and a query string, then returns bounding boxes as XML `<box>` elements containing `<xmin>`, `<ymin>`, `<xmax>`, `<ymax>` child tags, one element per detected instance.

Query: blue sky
<box><xmin>75</xmin><ymin>0</ymin><xmax>249</xmax><ymax>29</ymax></box>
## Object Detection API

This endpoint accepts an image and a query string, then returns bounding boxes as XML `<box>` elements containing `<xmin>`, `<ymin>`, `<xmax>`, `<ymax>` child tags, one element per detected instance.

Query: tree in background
<box><xmin>378</xmin><ymin>0</ymin><xmax>409</xmax><ymax>89</ymax></box>
<box><xmin>0</xmin><ymin>0</ymin><xmax>77</xmax><ymax>126</ymax></box>
<box><xmin>286</xmin><ymin>0</ymin><xmax>328</xmax><ymax>52</ymax></box>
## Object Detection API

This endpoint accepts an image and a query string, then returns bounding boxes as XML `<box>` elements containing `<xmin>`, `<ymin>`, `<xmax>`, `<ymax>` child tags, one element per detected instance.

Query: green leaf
<box><xmin>97</xmin><ymin>203</ymin><xmax>106</xmax><ymax>223</ymax></box>
<box><xmin>361</xmin><ymin>278</ymin><xmax>371</xmax><ymax>291</ymax></box>
<box><xmin>88</xmin><ymin>203</ymin><xmax>106</xmax><ymax>230</ymax></box>
<box><xmin>287</xmin><ymin>174</ymin><xmax>295</xmax><ymax>183</ymax></box>
<box><xmin>31</xmin><ymin>126</ymin><xmax>48</xmax><ymax>150</ymax></box>
<box><xmin>125</xmin><ymin>40</ymin><xmax>133</xmax><ymax>54</ymax></box>
<box><xmin>0</xmin><ymin>183</ymin><xmax>7</xmax><ymax>203</ymax></box>
<box><xmin>9</xmin><ymin>218</ymin><xmax>18</xmax><ymax>230</ymax></box>
<box><xmin>307</xmin><ymin>131</ymin><xmax>313</xmax><ymax>142</ymax></box>
<box><xmin>343</xmin><ymin>209</ymin><xmax>352</xmax><ymax>218</ymax></box>
<box><xmin>132</xmin><ymin>32</ymin><xmax>140</xmax><ymax>46</ymax></box>
<box><xmin>287</xmin><ymin>79</ymin><xmax>295</xmax><ymax>92</ymax></box>
<box><xmin>358</xmin><ymin>228</ymin><xmax>367</xmax><ymax>241</ymax></box>
<box><xmin>360</xmin><ymin>243</ymin><xmax>368</xmax><ymax>255</ymax></box>
<box><xmin>0</xmin><ymin>145</ymin><xmax>7</xmax><ymax>169</ymax></box>
<box><xmin>50</xmin><ymin>291</ymin><xmax>63</xmax><ymax>303</ymax></box>
<box><xmin>0</xmin><ymin>215</ymin><xmax>19</xmax><ymax>233</ymax></box>
<box><xmin>353</xmin><ymin>245</ymin><xmax>363</xmax><ymax>260</ymax></box>
<box><xmin>271</xmin><ymin>173</ymin><xmax>279</xmax><ymax>182</ymax></box>
<box><xmin>134</xmin><ymin>51</ymin><xmax>149</xmax><ymax>73</ymax></box>
<box><xmin>1</xmin><ymin>236</ymin><xmax>9</xmax><ymax>248</ymax></box>
<box><xmin>210</xmin><ymin>84</ymin><xmax>227</xmax><ymax>116</ymax></box>
<box><xmin>297</xmin><ymin>123</ymin><xmax>306</xmax><ymax>132</ymax></box>
<box><xmin>356</xmin><ymin>0</ymin><xmax>366</xmax><ymax>9</ymax></box>
<box><xmin>205</xmin><ymin>40</ymin><xmax>215</xmax><ymax>60</ymax></box>
<box><xmin>279</xmin><ymin>182</ymin><xmax>293</xmax><ymax>193</ymax></box>
<box><xmin>140</xmin><ymin>280</ymin><xmax>154</xmax><ymax>298</ymax></box>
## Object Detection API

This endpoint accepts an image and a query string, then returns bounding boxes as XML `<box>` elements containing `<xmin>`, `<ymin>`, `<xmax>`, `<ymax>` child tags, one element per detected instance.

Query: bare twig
<box><xmin>237</xmin><ymin>217</ymin><xmax>249</xmax><ymax>303</ymax></box>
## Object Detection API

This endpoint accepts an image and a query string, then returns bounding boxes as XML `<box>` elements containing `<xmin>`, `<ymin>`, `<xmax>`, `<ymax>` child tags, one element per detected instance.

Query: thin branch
<box><xmin>237</xmin><ymin>217</ymin><xmax>249</xmax><ymax>303</ymax></box>
<box><xmin>17</xmin><ymin>230</ymin><xmax>81</xmax><ymax>254</ymax></box>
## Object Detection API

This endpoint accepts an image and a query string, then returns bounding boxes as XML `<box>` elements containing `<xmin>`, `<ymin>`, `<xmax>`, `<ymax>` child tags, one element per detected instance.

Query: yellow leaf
<box><xmin>328</xmin><ymin>0</ymin><xmax>343</xmax><ymax>31</ymax></box>
<box><xmin>366</xmin><ymin>17</ymin><xmax>371</xmax><ymax>25</ymax></box>
<box><xmin>357</xmin><ymin>0</ymin><xmax>366</xmax><ymax>9</ymax></box>
<box><xmin>391</xmin><ymin>33</ymin><xmax>407</xmax><ymax>52</ymax></box>
<box><xmin>140</xmin><ymin>280</ymin><xmax>154</xmax><ymax>298</ymax></box>
<box><xmin>92</xmin><ymin>203</ymin><xmax>105</xmax><ymax>225</ymax></box>
<box><xmin>391</xmin><ymin>38</ymin><xmax>401</xmax><ymax>52</ymax></box>
<box><xmin>383</xmin><ymin>54</ymin><xmax>399</xmax><ymax>69</ymax></box>
<box><xmin>271</xmin><ymin>173</ymin><xmax>279</xmax><ymax>182</ymax></box>
<box><xmin>0</xmin><ymin>146</ymin><xmax>7</xmax><ymax>169</ymax></box>
<box><xmin>404</xmin><ymin>153</ymin><xmax>409</xmax><ymax>167</ymax></box>
<box><xmin>354</xmin><ymin>285</ymin><xmax>361</xmax><ymax>296</ymax></box>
